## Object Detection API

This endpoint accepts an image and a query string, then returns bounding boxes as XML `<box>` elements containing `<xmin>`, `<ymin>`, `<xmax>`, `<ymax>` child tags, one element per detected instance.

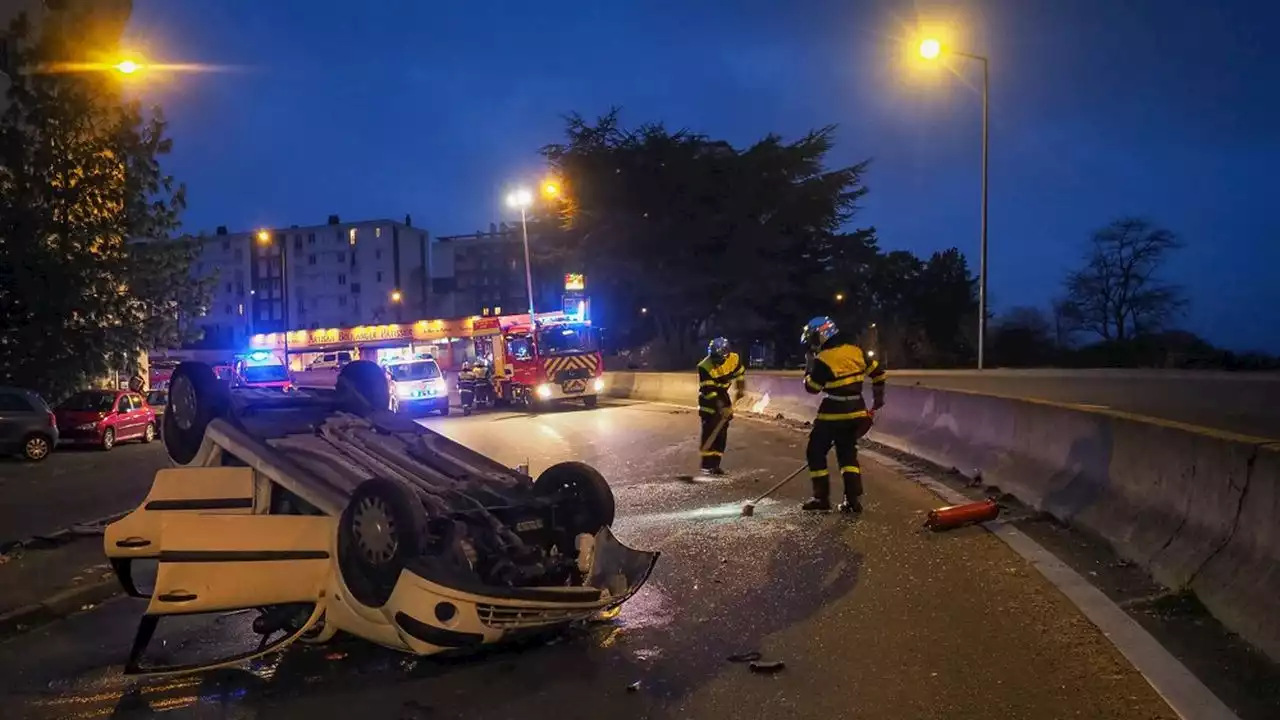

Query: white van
<box><xmin>307</xmin><ymin>351</ymin><xmax>354</xmax><ymax>372</ymax></box>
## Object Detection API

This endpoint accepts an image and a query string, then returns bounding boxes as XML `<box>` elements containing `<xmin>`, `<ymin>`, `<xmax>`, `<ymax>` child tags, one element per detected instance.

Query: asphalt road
<box><xmin>0</xmin><ymin>440</ymin><xmax>170</xmax><ymax>547</ymax></box>
<box><xmin>759</xmin><ymin>369</ymin><xmax>1280</xmax><ymax>440</ymax></box>
<box><xmin>0</xmin><ymin>400</ymin><xmax>1187</xmax><ymax>719</ymax></box>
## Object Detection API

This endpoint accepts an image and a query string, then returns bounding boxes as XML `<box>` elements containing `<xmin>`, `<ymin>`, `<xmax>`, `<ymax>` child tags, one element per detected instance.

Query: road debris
<box><xmin>626</xmin><ymin>681</ymin><xmax>641</xmax><ymax>692</ymax></box>
<box><xmin>924</xmin><ymin>499</ymin><xmax>1000</xmax><ymax>531</ymax></box>
<box><xmin>727</xmin><ymin>651</ymin><xmax>762</xmax><ymax>662</ymax></box>
<box><xmin>748</xmin><ymin>660</ymin><xmax>786</xmax><ymax>673</ymax></box>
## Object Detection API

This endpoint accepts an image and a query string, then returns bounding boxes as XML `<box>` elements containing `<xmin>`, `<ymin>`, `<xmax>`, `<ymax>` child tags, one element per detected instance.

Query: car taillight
<box><xmin>47</xmin><ymin>411</ymin><xmax>56</xmax><ymax>427</ymax></box>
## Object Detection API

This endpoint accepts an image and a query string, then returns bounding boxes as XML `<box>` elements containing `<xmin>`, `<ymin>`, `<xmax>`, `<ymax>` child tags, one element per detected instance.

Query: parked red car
<box><xmin>54</xmin><ymin>390</ymin><xmax>158</xmax><ymax>451</ymax></box>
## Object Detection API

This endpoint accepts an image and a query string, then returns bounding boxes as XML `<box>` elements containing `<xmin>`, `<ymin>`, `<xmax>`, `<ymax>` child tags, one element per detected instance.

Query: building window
<box><xmin>234</xmin><ymin>248</ymin><xmax>242</xmax><ymax>261</ymax></box>
<box><xmin>298</xmin><ymin>300</ymin><xmax>306</xmax><ymax>315</ymax></box>
<box><xmin>376</xmin><ymin>271</ymin><xmax>383</xmax><ymax>282</ymax></box>
<box><xmin>308</xmin><ymin>233</ymin><xmax>316</xmax><ymax>245</ymax></box>
<box><xmin>222</xmin><ymin>239</ymin><xmax>230</xmax><ymax>252</ymax></box>
<box><xmin>494</xmin><ymin>306</ymin><xmax>501</xmax><ymax>315</ymax></box>
<box><xmin>308</xmin><ymin>254</ymin><xmax>317</xmax><ymax>265</ymax></box>
<box><xmin>224</xmin><ymin>304</ymin><xmax>232</xmax><ymax>315</ymax></box>
<box><xmin>225</xmin><ymin>282</ymin><xmax>232</xmax><ymax>294</ymax></box>
<box><xmin>348</xmin><ymin>228</ymin><xmax>357</xmax><ymax>245</ymax></box>
<box><xmin>339</xmin><ymin>295</ymin><xmax>347</xmax><ymax>307</ymax></box>
<box><xmin>338</xmin><ymin>273</ymin><xmax>347</xmax><ymax>285</ymax></box>
<box><xmin>375</xmin><ymin>249</ymin><xmax>382</xmax><ymax>260</ymax></box>
<box><xmin>351</xmin><ymin>283</ymin><xmax>361</xmax><ymax>294</ymax></box>
<box><xmin>337</xmin><ymin>251</ymin><xmax>345</xmax><ymax>262</ymax></box>
<box><xmin>237</xmin><ymin>303</ymin><xmax>245</xmax><ymax>316</ymax></box>
<box><xmin>294</xmin><ymin>235</ymin><xmax>303</xmax><ymax>250</ymax></box>
<box><xmin>375</xmin><ymin>226</ymin><xmax>382</xmax><ymax>238</ymax></box>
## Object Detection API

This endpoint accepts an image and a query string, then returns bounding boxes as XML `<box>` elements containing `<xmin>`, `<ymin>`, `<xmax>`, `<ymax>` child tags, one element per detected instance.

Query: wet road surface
<box><xmin>0</xmin><ymin>400</ymin><xmax>1181</xmax><ymax>719</ymax></box>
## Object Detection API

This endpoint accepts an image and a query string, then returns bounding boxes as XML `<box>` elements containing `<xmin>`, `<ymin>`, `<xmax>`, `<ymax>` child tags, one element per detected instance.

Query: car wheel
<box><xmin>100</xmin><ymin>427</ymin><xmax>115</xmax><ymax>451</ymax></box>
<box><xmin>438</xmin><ymin>404</ymin><xmax>450</xmax><ymax>417</ymax></box>
<box><xmin>142</xmin><ymin>422</ymin><xmax>156</xmax><ymax>444</ymax></box>
<box><xmin>337</xmin><ymin>477</ymin><xmax>425</xmax><ymax>609</ymax></box>
<box><xmin>22</xmin><ymin>433</ymin><xmax>52</xmax><ymax>461</ymax></box>
<box><xmin>533</xmin><ymin>461</ymin><xmax>616</xmax><ymax>535</ymax></box>
<box><xmin>164</xmin><ymin>362</ymin><xmax>231</xmax><ymax>466</ymax></box>
<box><xmin>336</xmin><ymin>361</ymin><xmax>393</xmax><ymax>416</ymax></box>
<box><xmin>583</xmin><ymin>395</ymin><xmax>599</xmax><ymax>409</ymax></box>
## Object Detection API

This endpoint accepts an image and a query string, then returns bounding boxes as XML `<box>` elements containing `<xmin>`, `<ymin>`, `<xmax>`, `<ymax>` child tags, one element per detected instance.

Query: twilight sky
<box><xmin>124</xmin><ymin>0</ymin><xmax>1280</xmax><ymax>352</ymax></box>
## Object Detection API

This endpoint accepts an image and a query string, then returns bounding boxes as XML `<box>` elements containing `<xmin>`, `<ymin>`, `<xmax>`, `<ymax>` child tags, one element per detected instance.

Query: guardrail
<box><xmin>604</xmin><ymin>370</ymin><xmax>1280</xmax><ymax>663</ymax></box>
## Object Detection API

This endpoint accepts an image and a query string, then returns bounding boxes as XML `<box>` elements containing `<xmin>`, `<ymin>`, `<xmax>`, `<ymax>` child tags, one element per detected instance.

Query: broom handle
<box><xmin>699</xmin><ymin>409</ymin><xmax>733</xmax><ymax>454</ymax></box>
<box><xmin>749</xmin><ymin>463</ymin><xmax>809</xmax><ymax>505</ymax></box>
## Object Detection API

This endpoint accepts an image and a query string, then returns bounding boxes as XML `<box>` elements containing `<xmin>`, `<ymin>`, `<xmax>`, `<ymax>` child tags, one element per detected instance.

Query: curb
<box><xmin>0</xmin><ymin>509</ymin><xmax>130</xmax><ymax>556</ymax></box>
<box><xmin>0</xmin><ymin>575</ymin><xmax>122</xmax><ymax>642</ymax></box>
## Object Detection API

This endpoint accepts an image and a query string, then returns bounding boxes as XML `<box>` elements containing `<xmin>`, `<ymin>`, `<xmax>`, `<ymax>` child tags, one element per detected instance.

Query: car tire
<box><xmin>337</xmin><ymin>477</ymin><xmax>426</xmax><ymax>609</ymax></box>
<box><xmin>141</xmin><ymin>422</ymin><xmax>156</xmax><ymax>444</ymax></box>
<box><xmin>164</xmin><ymin>361</ymin><xmax>231</xmax><ymax>466</ymax></box>
<box><xmin>336</xmin><ymin>361</ymin><xmax>392</xmax><ymax>416</ymax></box>
<box><xmin>583</xmin><ymin>395</ymin><xmax>599</xmax><ymax>409</ymax></box>
<box><xmin>22</xmin><ymin>433</ymin><xmax>52</xmax><ymax>462</ymax></box>
<box><xmin>438</xmin><ymin>404</ymin><xmax>450</xmax><ymax>417</ymax></box>
<box><xmin>100</xmin><ymin>427</ymin><xmax>115</xmax><ymax>452</ymax></box>
<box><xmin>533</xmin><ymin>461</ymin><xmax>616</xmax><ymax>536</ymax></box>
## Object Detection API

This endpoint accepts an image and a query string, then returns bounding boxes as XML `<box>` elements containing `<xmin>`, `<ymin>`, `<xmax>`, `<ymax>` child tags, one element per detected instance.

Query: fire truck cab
<box><xmin>478</xmin><ymin>312</ymin><xmax>605</xmax><ymax>409</ymax></box>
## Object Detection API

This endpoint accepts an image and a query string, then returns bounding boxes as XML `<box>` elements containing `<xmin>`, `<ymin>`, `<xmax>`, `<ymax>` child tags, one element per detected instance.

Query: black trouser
<box><xmin>805</xmin><ymin>416</ymin><xmax>873</xmax><ymax>500</ymax></box>
<box><xmin>699</xmin><ymin>412</ymin><xmax>730</xmax><ymax>470</ymax></box>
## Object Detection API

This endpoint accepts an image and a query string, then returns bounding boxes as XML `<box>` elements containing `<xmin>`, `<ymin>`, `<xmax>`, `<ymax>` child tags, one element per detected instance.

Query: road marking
<box><xmin>862</xmin><ymin>448</ymin><xmax>1241</xmax><ymax>720</ymax></box>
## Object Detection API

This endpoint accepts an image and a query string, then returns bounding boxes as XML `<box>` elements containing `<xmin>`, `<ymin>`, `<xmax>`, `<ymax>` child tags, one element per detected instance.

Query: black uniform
<box><xmin>802</xmin><ymin>334</ymin><xmax>886</xmax><ymax>506</ymax></box>
<box><xmin>697</xmin><ymin>351</ymin><xmax>745</xmax><ymax>471</ymax></box>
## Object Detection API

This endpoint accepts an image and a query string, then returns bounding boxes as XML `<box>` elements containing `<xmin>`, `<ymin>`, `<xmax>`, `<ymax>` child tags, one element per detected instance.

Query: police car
<box><xmin>384</xmin><ymin>354</ymin><xmax>450</xmax><ymax>416</ymax></box>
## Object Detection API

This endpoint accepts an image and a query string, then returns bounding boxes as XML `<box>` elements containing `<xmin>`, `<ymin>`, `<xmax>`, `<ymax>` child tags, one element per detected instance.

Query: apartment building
<box><xmin>192</xmin><ymin>216</ymin><xmax>430</xmax><ymax>348</ymax></box>
<box><xmin>431</xmin><ymin>223</ymin><xmax>565</xmax><ymax>318</ymax></box>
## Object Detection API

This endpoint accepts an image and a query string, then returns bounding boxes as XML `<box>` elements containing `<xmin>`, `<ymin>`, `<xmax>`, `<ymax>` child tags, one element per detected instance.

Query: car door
<box><xmin>130</xmin><ymin>393</ymin><xmax>152</xmax><ymax>434</ymax></box>
<box><xmin>0</xmin><ymin>391</ymin><xmax>31</xmax><ymax>448</ymax></box>
<box><xmin>127</xmin><ymin>512</ymin><xmax>334</xmax><ymax>676</ymax></box>
<box><xmin>109</xmin><ymin>394</ymin><xmax>132</xmax><ymax>438</ymax></box>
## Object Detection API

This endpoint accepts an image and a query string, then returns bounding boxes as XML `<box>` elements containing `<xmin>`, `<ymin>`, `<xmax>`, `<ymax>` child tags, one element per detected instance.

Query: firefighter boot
<box><xmin>801</xmin><ymin>475</ymin><xmax>831</xmax><ymax>512</ymax></box>
<box><xmin>838</xmin><ymin>470</ymin><xmax>863</xmax><ymax>514</ymax></box>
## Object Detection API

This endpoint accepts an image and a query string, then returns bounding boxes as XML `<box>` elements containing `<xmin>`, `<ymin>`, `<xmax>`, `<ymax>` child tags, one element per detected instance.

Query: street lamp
<box><xmin>114</xmin><ymin>59</ymin><xmax>140</xmax><ymax>74</ymax></box>
<box><xmin>390</xmin><ymin>290</ymin><xmax>403</xmax><ymax>303</ymax></box>
<box><xmin>256</xmin><ymin>229</ymin><xmax>290</xmax><ymax>362</ymax></box>
<box><xmin>506</xmin><ymin>187</ymin><xmax>538</xmax><ymax>356</ymax></box>
<box><xmin>919</xmin><ymin>36</ymin><xmax>990</xmax><ymax>370</ymax></box>
<box><xmin>834</xmin><ymin>292</ymin><xmax>845</xmax><ymax>303</ymax></box>
<box><xmin>542</xmin><ymin>180</ymin><xmax>560</xmax><ymax>199</ymax></box>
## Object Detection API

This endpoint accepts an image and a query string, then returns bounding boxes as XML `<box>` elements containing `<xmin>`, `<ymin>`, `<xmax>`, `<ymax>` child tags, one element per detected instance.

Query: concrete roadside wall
<box><xmin>604</xmin><ymin>371</ymin><xmax>1280</xmax><ymax>662</ymax></box>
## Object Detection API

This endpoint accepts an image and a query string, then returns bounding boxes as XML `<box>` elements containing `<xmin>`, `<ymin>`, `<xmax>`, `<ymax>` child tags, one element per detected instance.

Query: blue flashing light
<box><xmin>247</xmin><ymin>351</ymin><xmax>273</xmax><ymax>363</ymax></box>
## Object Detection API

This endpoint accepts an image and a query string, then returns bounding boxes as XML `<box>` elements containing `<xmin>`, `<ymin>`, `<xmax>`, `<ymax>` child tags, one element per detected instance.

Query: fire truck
<box><xmin>474</xmin><ymin>312</ymin><xmax>605</xmax><ymax>409</ymax></box>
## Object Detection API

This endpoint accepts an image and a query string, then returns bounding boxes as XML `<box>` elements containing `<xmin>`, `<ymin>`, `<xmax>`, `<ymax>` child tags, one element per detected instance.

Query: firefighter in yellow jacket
<box><xmin>697</xmin><ymin>337</ymin><xmax>746</xmax><ymax>475</ymax></box>
<box><xmin>800</xmin><ymin>316</ymin><xmax>885</xmax><ymax>512</ymax></box>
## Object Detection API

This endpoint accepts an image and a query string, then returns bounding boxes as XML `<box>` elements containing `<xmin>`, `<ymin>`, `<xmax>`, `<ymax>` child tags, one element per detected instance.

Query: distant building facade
<box><xmin>191</xmin><ymin>216</ymin><xmax>430</xmax><ymax>349</ymax></box>
<box><xmin>431</xmin><ymin>222</ymin><xmax>564</xmax><ymax>319</ymax></box>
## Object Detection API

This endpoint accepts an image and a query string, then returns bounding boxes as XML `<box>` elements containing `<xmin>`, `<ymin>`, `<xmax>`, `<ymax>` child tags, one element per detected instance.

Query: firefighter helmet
<box><xmin>708</xmin><ymin>337</ymin><xmax>730</xmax><ymax>360</ymax></box>
<box><xmin>801</xmin><ymin>316</ymin><xmax>838</xmax><ymax>348</ymax></box>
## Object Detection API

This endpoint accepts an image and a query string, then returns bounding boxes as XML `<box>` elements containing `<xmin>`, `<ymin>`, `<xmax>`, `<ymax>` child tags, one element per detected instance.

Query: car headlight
<box><xmin>76</xmin><ymin>423</ymin><xmax>96</xmax><ymax>431</ymax></box>
<box><xmin>535</xmin><ymin>384</ymin><xmax>553</xmax><ymax>399</ymax></box>
<box><xmin>592</xmin><ymin>377</ymin><xmax>605</xmax><ymax>392</ymax></box>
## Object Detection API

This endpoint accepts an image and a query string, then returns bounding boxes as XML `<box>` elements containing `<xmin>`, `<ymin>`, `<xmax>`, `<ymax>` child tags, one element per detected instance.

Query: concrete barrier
<box><xmin>604</xmin><ymin>370</ymin><xmax>1280</xmax><ymax>661</ymax></box>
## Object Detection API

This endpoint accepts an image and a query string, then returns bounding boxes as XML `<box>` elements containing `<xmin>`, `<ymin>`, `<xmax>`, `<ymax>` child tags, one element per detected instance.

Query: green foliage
<box><xmin>0</xmin><ymin>11</ymin><xmax>208</xmax><ymax>400</ymax></box>
<box><xmin>538</xmin><ymin>110</ymin><xmax>978</xmax><ymax>369</ymax></box>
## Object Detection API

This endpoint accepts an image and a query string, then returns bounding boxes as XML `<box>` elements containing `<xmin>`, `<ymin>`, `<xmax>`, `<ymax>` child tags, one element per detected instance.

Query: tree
<box><xmin>0</xmin><ymin>10</ymin><xmax>207</xmax><ymax>399</ymax></box>
<box><xmin>989</xmin><ymin>306</ymin><xmax>1056</xmax><ymax>367</ymax></box>
<box><xmin>539</xmin><ymin>110</ymin><xmax>870</xmax><ymax>368</ymax></box>
<box><xmin>1056</xmin><ymin>217</ymin><xmax>1186</xmax><ymax>343</ymax></box>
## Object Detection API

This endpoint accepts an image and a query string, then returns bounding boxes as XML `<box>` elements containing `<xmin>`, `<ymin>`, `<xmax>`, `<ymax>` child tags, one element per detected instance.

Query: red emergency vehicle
<box><xmin>475</xmin><ymin>312</ymin><xmax>605</xmax><ymax>409</ymax></box>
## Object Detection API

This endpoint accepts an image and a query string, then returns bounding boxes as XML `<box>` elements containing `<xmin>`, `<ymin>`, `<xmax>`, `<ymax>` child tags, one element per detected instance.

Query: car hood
<box><xmin>587</xmin><ymin>525</ymin><xmax>660</xmax><ymax>608</ymax></box>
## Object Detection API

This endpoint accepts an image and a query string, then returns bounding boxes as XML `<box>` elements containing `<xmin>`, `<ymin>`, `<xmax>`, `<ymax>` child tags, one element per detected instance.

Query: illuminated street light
<box><xmin>542</xmin><ymin>180</ymin><xmax>560</xmax><ymax>199</ymax></box>
<box><xmin>915</xmin><ymin>34</ymin><xmax>990</xmax><ymax>370</ymax></box>
<box><xmin>505</xmin><ymin>185</ymin><xmax>538</xmax><ymax>356</ymax></box>
<box><xmin>506</xmin><ymin>188</ymin><xmax>533</xmax><ymax>209</ymax></box>
<box><xmin>114</xmin><ymin>59</ymin><xmax>140</xmax><ymax>74</ymax></box>
<box><xmin>390</xmin><ymin>290</ymin><xmax>403</xmax><ymax>303</ymax></box>
<box><xmin>834</xmin><ymin>292</ymin><xmax>845</xmax><ymax>302</ymax></box>
<box><xmin>256</xmin><ymin>229</ymin><xmax>270</xmax><ymax>243</ymax></box>
<box><xmin>640</xmin><ymin>307</ymin><xmax>648</xmax><ymax>315</ymax></box>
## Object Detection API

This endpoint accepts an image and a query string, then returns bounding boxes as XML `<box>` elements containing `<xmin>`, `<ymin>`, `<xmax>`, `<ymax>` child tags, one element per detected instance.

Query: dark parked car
<box><xmin>0</xmin><ymin>386</ymin><xmax>59</xmax><ymax>461</ymax></box>
<box><xmin>54</xmin><ymin>390</ymin><xmax>157</xmax><ymax>451</ymax></box>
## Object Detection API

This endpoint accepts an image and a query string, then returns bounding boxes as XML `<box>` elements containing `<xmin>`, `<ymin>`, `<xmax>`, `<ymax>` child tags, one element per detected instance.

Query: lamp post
<box><xmin>257</xmin><ymin>229</ymin><xmax>290</xmax><ymax>363</ymax></box>
<box><xmin>919</xmin><ymin>37</ymin><xmax>989</xmax><ymax>370</ymax></box>
<box><xmin>505</xmin><ymin>188</ymin><xmax>537</xmax><ymax>354</ymax></box>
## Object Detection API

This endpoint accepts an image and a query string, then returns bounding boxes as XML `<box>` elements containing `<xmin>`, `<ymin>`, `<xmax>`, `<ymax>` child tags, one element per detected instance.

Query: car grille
<box><xmin>554</xmin><ymin>367</ymin><xmax>592</xmax><ymax>383</ymax></box>
<box><xmin>476</xmin><ymin>603</ymin><xmax>595</xmax><ymax>629</ymax></box>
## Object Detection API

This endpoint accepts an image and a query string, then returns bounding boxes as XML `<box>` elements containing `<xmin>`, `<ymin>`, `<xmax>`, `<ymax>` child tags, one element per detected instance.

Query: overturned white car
<box><xmin>104</xmin><ymin>360</ymin><xmax>658</xmax><ymax>676</ymax></box>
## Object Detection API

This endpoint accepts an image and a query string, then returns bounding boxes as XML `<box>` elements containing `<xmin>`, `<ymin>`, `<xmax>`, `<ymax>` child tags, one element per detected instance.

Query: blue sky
<box><xmin>124</xmin><ymin>0</ymin><xmax>1280</xmax><ymax>352</ymax></box>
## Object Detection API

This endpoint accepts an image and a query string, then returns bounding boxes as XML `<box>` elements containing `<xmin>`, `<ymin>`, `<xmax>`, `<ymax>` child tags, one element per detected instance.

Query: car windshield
<box><xmin>145</xmin><ymin>390</ymin><xmax>167</xmax><ymax>406</ymax></box>
<box><xmin>58</xmin><ymin>391</ymin><xmax>116</xmax><ymax>412</ymax></box>
<box><xmin>387</xmin><ymin>361</ymin><xmax>441</xmax><ymax>381</ymax></box>
<box><xmin>537</xmin><ymin>326</ymin><xmax>599</xmax><ymax>356</ymax></box>
<box><xmin>241</xmin><ymin>364</ymin><xmax>289</xmax><ymax>383</ymax></box>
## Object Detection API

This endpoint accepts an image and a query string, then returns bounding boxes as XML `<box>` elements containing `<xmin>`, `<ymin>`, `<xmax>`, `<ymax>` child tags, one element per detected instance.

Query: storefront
<box><xmin>248</xmin><ymin>317</ymin><xmax>492</xmax><ymax>372</ymax></box>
